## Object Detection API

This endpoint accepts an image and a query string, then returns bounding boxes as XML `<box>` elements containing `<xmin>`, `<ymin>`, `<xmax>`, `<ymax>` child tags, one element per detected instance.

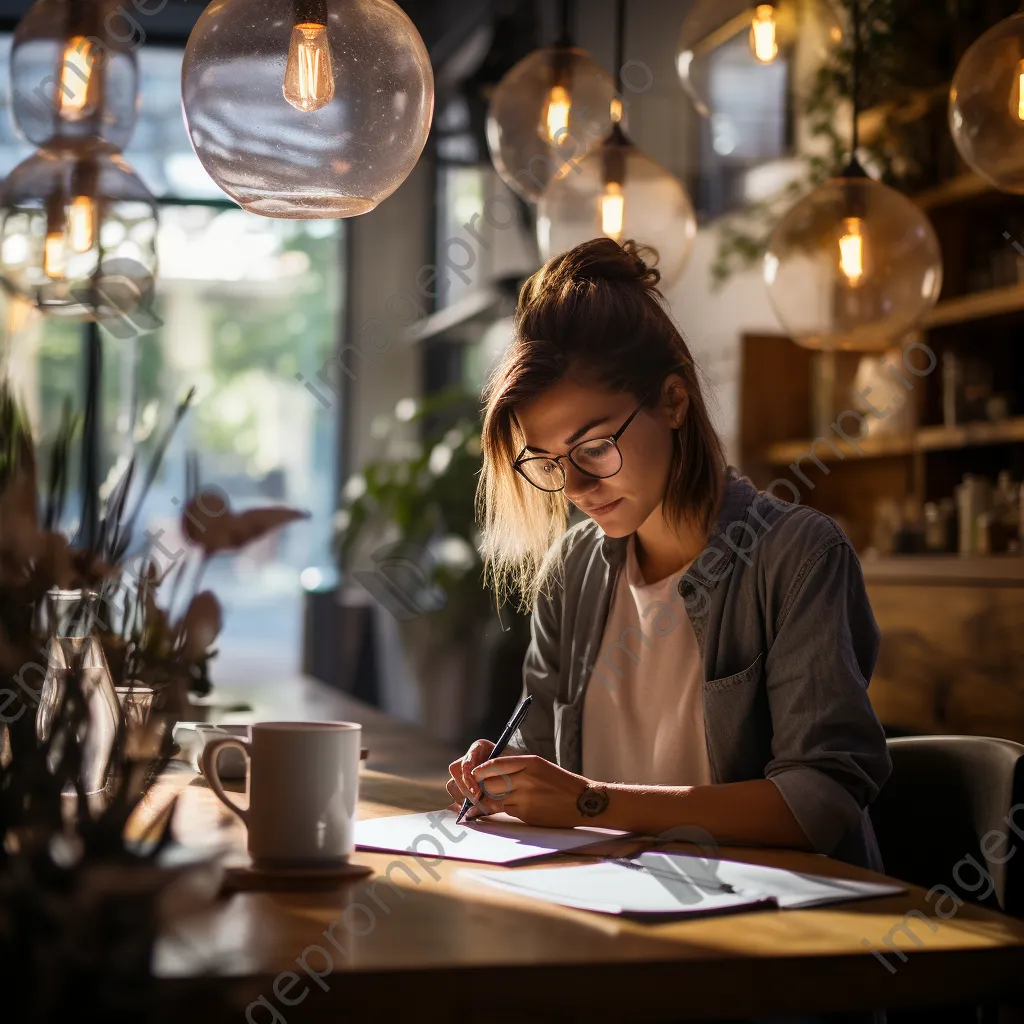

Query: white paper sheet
<box><xmin>354</xmin><ymin>809</ymin><xmax>633</xmax><ymax>865</ymax></box>
<box><xmin>457</xmin><ymin>850</ymin><xmax>906</xmax><ymax>916</ymax></box>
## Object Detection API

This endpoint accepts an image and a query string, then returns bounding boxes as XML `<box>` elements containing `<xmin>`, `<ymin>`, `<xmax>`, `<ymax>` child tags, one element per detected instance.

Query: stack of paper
<box><xmin>457</xmin><ymin>850</ymin><xmax>906</xmax><ymax>917</ymax></box>
<box><xmin>355</xmin><ymin>810</ymin><xmax>634</xmax><ymax>865</ymax></box>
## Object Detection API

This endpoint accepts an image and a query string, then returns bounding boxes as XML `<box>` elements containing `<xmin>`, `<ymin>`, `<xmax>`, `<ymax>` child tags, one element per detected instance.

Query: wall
<box><xmin>575</xmin><ymin>0</ymin><xmax>784</xmax><ymax>464</ymax></box>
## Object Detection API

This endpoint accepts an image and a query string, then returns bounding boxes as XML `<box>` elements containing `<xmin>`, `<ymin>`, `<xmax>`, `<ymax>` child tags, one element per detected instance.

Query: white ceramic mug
<box><xmin>201</xmin><ymin>721</ymin><xmax>362</xmax><ymax>867</ymax></box>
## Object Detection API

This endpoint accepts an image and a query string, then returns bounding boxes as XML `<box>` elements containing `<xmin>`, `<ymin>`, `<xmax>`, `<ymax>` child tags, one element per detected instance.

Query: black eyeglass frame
<box><xmin>512</xmin><ymin>391</ymin><xmax>653</xmax><ymax>493</ymax></box>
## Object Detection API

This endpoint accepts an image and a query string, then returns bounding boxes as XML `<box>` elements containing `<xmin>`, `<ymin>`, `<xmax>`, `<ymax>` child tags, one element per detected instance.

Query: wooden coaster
<box><xmin>221</xmin><ymin>859</ymin><xmax>374</xmax><ymax>893</ymax></box>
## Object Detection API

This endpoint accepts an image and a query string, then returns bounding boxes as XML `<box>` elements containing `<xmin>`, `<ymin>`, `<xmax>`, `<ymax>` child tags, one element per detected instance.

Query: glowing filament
<box><xmin>283</xmin><ymin>22</ymin><xmax>335</xmax><ymax>113</ymax></box>
<box><xmin>750</xmin><ymin>5</ymin><xmax>779</xmax><ymax>64</ymax></box>
<box><xmin>1013</xmin><ymin>59</ymin><xmax>1024</xmax><ymax>122</ymax></box>
<box><xmin>68</xmin><ymin>196</ymin><xmax>95</xmax><ymax>253</ymax></box>
<box><xmin>600</xmin><ymin>182</ymin><xmax>625</xmax><ymax>241</ymax></box>
<box><xmin>44</xmin><ymin>232</ymin><xmax>66</xmax><ymax>280</ymax></box>
<box><xmin>543</xmin><ymin>84</ymin><xmax>572</xmax><ymax>144</ymax></box>
<box><xmin>59</xmin><ymin>36</ymin><xmax>96</xmax><ymax>120</ymax></box>
<box><xmin>839</xmin><ymin>216</ymin><xmax>866</xmax><ymax>287</ymax></box>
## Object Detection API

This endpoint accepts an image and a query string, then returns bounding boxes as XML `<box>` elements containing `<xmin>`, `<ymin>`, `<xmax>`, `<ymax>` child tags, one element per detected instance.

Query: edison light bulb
<box><xmin>43</xmin><ymin>231</ymin><xmax>66</xmax><ymax>280</ymax></box>
<box><xmin>283</xmin><ymin>21</ymin><xmax>335</xmax><ymax>113</ymax></box>
<box><xmin>600</xmin><ymin>182</ymin><xmax>625</xmax><ymax>241</ymax></box>
<box><xmin>542</xmin><ymin>84</ymin><xmax>572</xmax><ymax>144</ymax></box>
<box><xmin>839</xmin><ymin>216</ymin><xmax>866</xmax><ymax>286</ymax></box>
<box><xmin>68</xmin><ymin>195</ymin><xmax>95</xmax><ymax>253</ymax></box>
<box><xmin>59</xmin><ymin>36</ymin><xmax>97</xmax><ymax>120</ymax></box>
<box><xmin>1011</xmin><ymin>58</ymin><xmax>1024</xmax><ymax>122</ymax></box>
<box><xmin>750</xmin><ymin>5</ymin><xmax>779</xmax><ymax>64</ymax></box>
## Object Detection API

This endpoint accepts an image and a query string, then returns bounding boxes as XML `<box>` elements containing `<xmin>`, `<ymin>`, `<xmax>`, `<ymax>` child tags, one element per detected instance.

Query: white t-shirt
<box><xmin>581</xmin><ymin>532</ymin><xmax>713</xmax><ymax>787</ymax></box>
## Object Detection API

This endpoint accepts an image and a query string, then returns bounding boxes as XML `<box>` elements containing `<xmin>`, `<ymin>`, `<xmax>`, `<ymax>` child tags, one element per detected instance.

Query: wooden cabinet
<box><xmin>738</xmin><ymin>173</ymin><xmax>1024</xmax><ymax>741</ymax></box>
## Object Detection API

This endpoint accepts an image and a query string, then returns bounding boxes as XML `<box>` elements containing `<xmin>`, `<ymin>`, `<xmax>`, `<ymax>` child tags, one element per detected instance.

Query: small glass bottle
<box><xmin>36</xmin><ymin>588</ymin><xmax>120</xmax><ymax>796</ymax></box>
<box><xmin>989</xmin><ymin>471</ymin><xmax>1020</xmax><ymax>554</ymax></box>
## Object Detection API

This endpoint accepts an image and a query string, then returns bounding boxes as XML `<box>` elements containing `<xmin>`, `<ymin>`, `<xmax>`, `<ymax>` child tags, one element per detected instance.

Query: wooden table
<box><xmin>147</xmin><ymin>677</ymin><xmax>1024</xmax><ymax>1022</ymax></box>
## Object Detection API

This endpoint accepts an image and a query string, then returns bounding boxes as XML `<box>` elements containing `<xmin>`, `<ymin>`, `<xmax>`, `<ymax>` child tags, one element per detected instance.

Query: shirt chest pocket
<box><xmin>701</xmin><ymin>652</ymin><xmax>770</xmax><ymax>777</ymax></box>
<box><xmin>703</xmin><ymin>652</ymin><xmax>764</xmax><ymax>693</ymax></box>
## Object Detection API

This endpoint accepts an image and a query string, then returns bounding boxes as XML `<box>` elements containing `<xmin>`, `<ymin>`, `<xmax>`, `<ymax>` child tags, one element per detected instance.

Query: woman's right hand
<box><xmin>446</xmin><ymin>739</ymin><xmax>496</xmax><ymax>811</ymax></box>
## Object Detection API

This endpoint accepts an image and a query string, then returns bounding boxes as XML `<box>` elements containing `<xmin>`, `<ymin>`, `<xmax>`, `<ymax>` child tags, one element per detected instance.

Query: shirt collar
<box><xmin>599</xmin><ymin>465</ymin><xmax>757</xmax><ymax>575</ymax></box>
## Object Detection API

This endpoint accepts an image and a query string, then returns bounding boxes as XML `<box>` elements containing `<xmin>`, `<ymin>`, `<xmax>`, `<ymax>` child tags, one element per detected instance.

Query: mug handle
<box><xmin>200</xmin><ymin>737</ymin><xmax>250</xmax><ymax>826</ymax></box>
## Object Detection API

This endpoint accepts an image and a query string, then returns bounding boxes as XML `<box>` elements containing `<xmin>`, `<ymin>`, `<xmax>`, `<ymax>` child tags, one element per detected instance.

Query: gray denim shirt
<box><xmin>506</xmin><ymin>467</ymin><xmax>892</xmax><ymax>872</ymax></box>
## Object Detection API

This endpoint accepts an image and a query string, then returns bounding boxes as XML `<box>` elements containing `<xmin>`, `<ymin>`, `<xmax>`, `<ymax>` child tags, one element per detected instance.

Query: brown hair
<box><xmin>475</xmin><ymin>237</ymin><xmax>726</xmax><ymax>613</ymax></box>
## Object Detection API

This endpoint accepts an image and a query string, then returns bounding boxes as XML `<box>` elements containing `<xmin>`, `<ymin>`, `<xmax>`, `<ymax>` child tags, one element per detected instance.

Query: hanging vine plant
<box><xmin>709</xmin><ymin>0</ymin><xmax>1003</xmax><ymax>286</ymax></box>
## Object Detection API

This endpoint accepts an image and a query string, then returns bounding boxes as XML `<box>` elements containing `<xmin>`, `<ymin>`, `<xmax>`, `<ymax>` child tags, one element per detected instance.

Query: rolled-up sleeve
<box><xmin>503</xmin><ymin>573</ymin><xmax>562</xmax><ymax>761</ymax></box>
<box><xmin>763</xmin><ymin>535</ymin><xmax>891</xmax><ymax>856</ymax></box>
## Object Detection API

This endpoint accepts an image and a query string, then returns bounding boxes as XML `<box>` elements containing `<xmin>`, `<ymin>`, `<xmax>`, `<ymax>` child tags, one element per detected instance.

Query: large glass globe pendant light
<box><xmin>676</xmin><ymin>0</ymin><xmax>799</xmax><ymax>118</ymax></box>
<box><xmin>9</xmin><ymin>0</ymin><xmax>140</xmax><ymax>151</ymax></box>
<box><xmin>0</xmin><ymin>144</ymin><xmax>159</xmax><ymax>319</ymax></box>
<box><xmin>677</xmin><ymin>1</ymin><xmax>842</xmax><ymax>125</ymax></box>
<box><xmin>181</xmin><ymin>0</ymin><xmax>434</xmax><ymax>219</ymax></box>
<box><xmin>763</xmin><ymin>0</ymin><xmax>942</xmax><ymax>351</ymax></box>
<box><xmin>486</xmin><ymin>0</ymin><xmax>622</xmax><ymax>203</ymax></box>
<box><xmin>949</xmin><ymin>8</ymin><xmax>1024</xmax><ymax>194</ymax></box>
<box><xmin>536</xmin><ymin>0</ymin><xmax>697</xmax><ymax>286</ymax></box>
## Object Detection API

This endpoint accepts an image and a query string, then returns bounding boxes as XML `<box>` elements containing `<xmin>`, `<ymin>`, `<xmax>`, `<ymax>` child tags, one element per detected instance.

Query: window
<box><xmin>1</xmin><ymin>40</ymin><xmax>344</xmax><ymax>685</ymax></box>
<box><xmin>695</xmin><ymin>33</ymin><xmax>791</xmax><ymax>219</ymax></box>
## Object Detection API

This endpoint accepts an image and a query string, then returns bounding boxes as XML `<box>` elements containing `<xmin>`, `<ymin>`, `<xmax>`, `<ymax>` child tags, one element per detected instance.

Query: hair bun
<box><xmin>545</xmin><ymin>236</ymin><xmax>663</xmax><ymax>295</ymax></box>
<box><xmin>621</xmin><ymin>239</ymin><xmax>661</xmax><ymax>290</ymax></box>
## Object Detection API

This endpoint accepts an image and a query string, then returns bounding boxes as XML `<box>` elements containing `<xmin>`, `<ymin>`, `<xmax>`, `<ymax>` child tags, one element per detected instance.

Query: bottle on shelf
<box><xmin>988</xmin><ymin>471</ymin><xmax>1020</xmax><ymax>555</ymax></box>
<box><xmin>955</xmin><ymin>473</ymin><xmax>992</xmax><ymax>555</ymax></box>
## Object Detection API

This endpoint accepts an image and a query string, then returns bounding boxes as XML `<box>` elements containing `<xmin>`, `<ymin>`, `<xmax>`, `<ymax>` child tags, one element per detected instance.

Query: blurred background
<box><xmin>1</xmin><ymin>0</ymin><xmax>1023</xmax><ymax>753</ymax></box>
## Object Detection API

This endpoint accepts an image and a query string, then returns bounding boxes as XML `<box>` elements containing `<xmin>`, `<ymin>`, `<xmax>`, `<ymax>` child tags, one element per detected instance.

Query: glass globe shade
<box><xmin>676</xmin><ymin>0</ymin><xmax>842</xmax><ymax>119</ymax></box>
<box><xmin>0</xmin><ymin>144</ymin><xmax>159</xmax><ymax>320</ymax></box>
<box><xmin>763</xmin><ymin>175</ymin><xmax>943</xmax><ymax>351</ymax></box>
<box><xmin>10</xmin><ymin>0</ymin><xmax>139</xmax><ymax>151</ymax></box>
<box><xmin>181</xmin><ymin>0</ymin><xmax>434</xmax><ymax>219</ymax></box>
<box><xmin>486</xmin><ymin>45</ymin><xmax>623</xmax><ymax>203</ymax></box>
<box><xmin>536</xmin><ymin>130</ymin><xmax>697</xmax><ymax>287</ymax></box>
<box><xmin>950</xmin><ymin>11</ymin><xmax>1024</xmax><ymax>194</ymax></box>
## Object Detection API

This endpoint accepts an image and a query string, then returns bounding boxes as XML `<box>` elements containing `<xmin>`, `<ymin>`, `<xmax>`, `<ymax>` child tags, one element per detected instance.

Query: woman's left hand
<box><xmin>445</xmin><ymin>754</ymin><xmax>592</xmax><ymax>828</ymax></box>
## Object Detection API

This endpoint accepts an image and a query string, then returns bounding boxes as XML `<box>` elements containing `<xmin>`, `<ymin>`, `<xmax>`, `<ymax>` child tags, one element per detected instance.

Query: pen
<box><xmin>608</xmin><ymin>856</ymin><xmax>737</xmax><ymax>894</ymax></box>
<box><xmin>455</xmin><ymin>694</ymin><xmax>533</xmax><ymax>825</ymax></box>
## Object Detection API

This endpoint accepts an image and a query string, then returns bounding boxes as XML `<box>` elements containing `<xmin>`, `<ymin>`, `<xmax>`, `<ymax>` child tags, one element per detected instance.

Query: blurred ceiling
<box><xmin>0</xmin><ymin>0</ymin><xmax>529</xmax><ymax>79</ymax></box>
<box><xmin>0</xmin><ymin>0</ymin><xmax>546</xmax><ymax>164</ymax></box>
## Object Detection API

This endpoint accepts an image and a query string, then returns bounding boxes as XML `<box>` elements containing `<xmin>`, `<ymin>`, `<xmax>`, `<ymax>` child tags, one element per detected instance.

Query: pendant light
<box><xmin>181</xmin><ymin>0</ymin><xmax>434</xmax><ymax>219</ymax></box>
<box><xmin>1</xmin><ymin>0</ymin><xmax>158</xmax><ymax>320</ymax></box>
<box><xmin>677</xmin><ymin>1</ymin><xmax>843</xmax><ymax>120</ymax></box>
<box><xmin>486</xmin><ymin>0</ymin><xmax>621</xmax><ymax>203</ymax></box>
<box><xmin>949</xmin><ymin>7</ymin><xmax>1024</xmax><ymax>194</ymax></box>
<box><xmin>677</xmin><ymin>0</ymin><xmax>799</xmax><ymax>119</ymax></box>
<box><xmin>763</xmin><ymin>0</ymin><xmax>942</xmax><ymax>352</ymax></box>
<box><xmin>536</xmin><ymin>0</ymin><xmax>697</xmax><ymax>286</ymax></box>
<box><xmin>0</xmin><ymin>144</ymin><xmax>158</xmax><ymax>319</ymax></box>
<box><xmin>10</xmin><ymin>0</ymin><xmax>140</xmax><ymax>151</ymax></box>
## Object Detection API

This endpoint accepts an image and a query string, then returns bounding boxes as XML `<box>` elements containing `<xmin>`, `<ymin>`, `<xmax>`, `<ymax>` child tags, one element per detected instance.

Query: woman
<box><xmin>446</xmin><ymin>236</ymin><xmax>891</xmax><ymax>875</ymax></box>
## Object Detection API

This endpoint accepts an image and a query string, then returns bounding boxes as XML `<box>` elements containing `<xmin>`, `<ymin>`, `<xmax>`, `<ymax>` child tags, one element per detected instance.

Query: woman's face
<box><xmin>514</xmin><ymin>375</ymin><xmax>687</xmax><ymax>537</ymax></box>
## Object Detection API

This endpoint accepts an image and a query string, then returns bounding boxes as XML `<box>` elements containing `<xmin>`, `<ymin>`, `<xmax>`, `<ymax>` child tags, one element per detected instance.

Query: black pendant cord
<box><xmin>555</xmin><ymin>0</ymin><xmax>574</xmax><ymax>48</ymax></box>
<box><xmin>843</xmin><ymin>0</ymin><xmax>867</xmax><ymax>178</ymax></box>
<box><xmin>850</xmin><ymin>0</ymin><xmax>860</xmax><ymax>154</ymax></box>
<box><xmin>603</xmin><ymin>0</ymin><xmax>628</xmax><ymax>182</ymax></box>
<box><xmin>614</xmin><ymin>0</ymin><xmax>626</xmax><ymax>93</ymax></box>
<box><xmin>80</xmin><ymin>320</ymin><xmax>102</xmax><ymax>553</ymax></box>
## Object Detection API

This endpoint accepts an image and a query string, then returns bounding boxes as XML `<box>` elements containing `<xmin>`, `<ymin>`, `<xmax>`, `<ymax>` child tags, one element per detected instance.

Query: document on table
<box><xmin>457</xmin><ymin>850</ymin><xmax>907</xmax><ymax>916</ymax></box>
<box><xmin>355</xmin><ymin>810</ymin><xmax>634</xmax><ymax>865</ymax></box>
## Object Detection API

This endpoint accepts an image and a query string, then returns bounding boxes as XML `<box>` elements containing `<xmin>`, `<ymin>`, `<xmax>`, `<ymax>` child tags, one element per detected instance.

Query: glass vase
<box><xmin>36</xmin><ymin>588</ymin><xmax>120</xmax><ymax>796</ymax></box>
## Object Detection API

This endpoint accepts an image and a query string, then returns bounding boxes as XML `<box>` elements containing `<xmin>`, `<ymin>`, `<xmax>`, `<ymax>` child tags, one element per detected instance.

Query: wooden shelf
<box><xmin>862</xmin><ymin>554</ymin><xmax>1024</xmax><ymax>586</ymax></box>
<box><xmin>917</xmin><ymin>417</ymin><xmax>1024</xmax><ymax>450</ymax></box>
<box><xmin>762</xmin><ymin>416</ymin><xmax>1024</xmax><ymax>466</ymax></box>
<box><xmin>922</xmin><ymin>282</ymin><xmax>1024</xmax><ymax>329</ymax></box>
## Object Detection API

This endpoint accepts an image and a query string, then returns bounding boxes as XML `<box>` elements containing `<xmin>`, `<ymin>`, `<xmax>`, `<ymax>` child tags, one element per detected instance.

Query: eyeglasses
<box><xmin>513</xmin><ymin>392</ymin><xmax>651</xmax><ymax>493</ymax></box>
